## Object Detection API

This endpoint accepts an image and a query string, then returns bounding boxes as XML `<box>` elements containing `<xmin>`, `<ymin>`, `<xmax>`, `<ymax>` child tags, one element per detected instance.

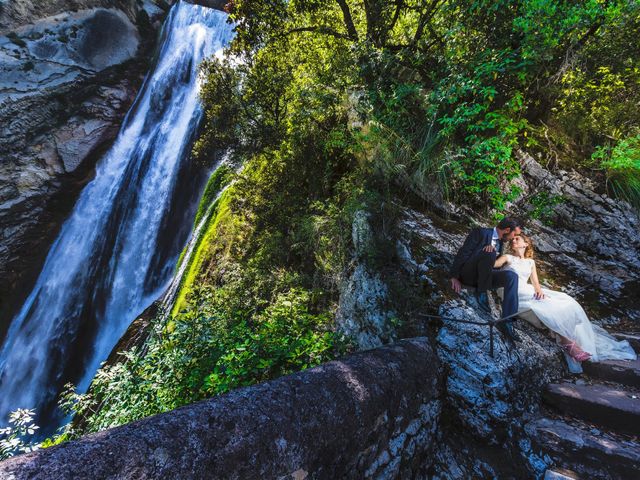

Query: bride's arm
<box><xmin>530</xmin><ymin>261</ymin><xmax>546</xmax><ymax>299</ymax></box>
<box><xmin>494</xmin><ymin>254</ymin><xmax>510</xmax><ymax>268</ymax></box>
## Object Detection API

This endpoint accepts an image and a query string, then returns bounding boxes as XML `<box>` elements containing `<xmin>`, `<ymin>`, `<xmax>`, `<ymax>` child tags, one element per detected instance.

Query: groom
<box><xmin>449</xmin><ymin>218</ymin><xmax>522</xmax><ymax>341</ymax></box>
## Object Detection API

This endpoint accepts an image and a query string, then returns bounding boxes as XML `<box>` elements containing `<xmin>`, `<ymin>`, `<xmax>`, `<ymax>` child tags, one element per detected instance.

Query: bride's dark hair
<box><xmin>516</xmin><ymin>233</ymin><xmax>535</xmax><ymax>259</ymax></box>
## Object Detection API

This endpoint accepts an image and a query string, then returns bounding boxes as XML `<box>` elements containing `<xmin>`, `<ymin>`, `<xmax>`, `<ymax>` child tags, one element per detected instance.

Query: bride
<box><xmin>494</xmin><ymin>233</ymin><xmax>636</xmax><ymax>371</ymax></box>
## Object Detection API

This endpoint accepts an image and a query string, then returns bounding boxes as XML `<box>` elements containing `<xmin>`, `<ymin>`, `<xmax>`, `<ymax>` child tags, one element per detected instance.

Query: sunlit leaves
<box><xmin>0</xmin><ymin>409</ymin><xmax>40</xmax><ymax>460</ymax></box>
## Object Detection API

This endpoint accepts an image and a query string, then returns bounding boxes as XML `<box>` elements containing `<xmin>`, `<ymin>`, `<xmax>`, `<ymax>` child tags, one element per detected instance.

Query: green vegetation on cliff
<box><xmin>64</xmin><ymin>0</ymin><xmax>640</xmax><ymax>437</ymax></box>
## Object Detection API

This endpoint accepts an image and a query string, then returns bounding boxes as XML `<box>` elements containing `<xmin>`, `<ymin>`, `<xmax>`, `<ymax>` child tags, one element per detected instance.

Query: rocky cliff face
<box><xmin>336</xmin><ymin>210</ymin><xmax>399</xmax><ymax>349</ymax></box>
<box><xmin>0</xmin><ymin>1</ymin><xmax>140</xmax><ymax>33</ymax></box>
<box><xmin>0</xmin><ymin>0</ymin><xmax>167</xmax><ymax>333</ymax></box>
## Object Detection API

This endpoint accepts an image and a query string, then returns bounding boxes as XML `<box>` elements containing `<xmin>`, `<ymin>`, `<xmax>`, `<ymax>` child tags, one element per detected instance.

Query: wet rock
<box><xmin>54</xmin><ymin>117</ymin><xmax>113</xmax><ymax>172</ymax></box>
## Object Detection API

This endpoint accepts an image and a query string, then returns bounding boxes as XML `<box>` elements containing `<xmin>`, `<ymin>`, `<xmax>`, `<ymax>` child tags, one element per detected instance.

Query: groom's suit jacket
<box><xmin>450</xmin><ymin>227</ymin><xmax>502</xmax><ymax>279</ymax></box>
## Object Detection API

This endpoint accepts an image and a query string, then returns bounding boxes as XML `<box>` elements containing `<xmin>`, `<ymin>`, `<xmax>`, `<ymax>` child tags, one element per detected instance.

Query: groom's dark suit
<box><xmin>450</xmin><ymin>227</ymin><xmax>519</xmax><ymax>319</ymax></box>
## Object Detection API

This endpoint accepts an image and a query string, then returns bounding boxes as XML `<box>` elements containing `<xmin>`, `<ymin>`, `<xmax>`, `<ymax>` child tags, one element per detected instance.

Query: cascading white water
<box><xmin>0</xmin><ymin>1</ymin><xmax>234</xmax><ymax>432</ymax></box>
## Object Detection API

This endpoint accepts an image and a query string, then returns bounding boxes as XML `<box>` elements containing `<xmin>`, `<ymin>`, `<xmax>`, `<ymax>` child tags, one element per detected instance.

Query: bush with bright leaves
<box><xmin>0</xmin><ymin>409</ymin><xmax>40</xmax><ymax>459</ymax></box>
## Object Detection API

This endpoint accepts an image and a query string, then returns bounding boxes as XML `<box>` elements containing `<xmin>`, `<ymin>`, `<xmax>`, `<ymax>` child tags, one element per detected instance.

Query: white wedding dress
<box><xmin>502</xmin><ymin>255</ymin><xmax>636</xmax><ymax>369</ymax></box>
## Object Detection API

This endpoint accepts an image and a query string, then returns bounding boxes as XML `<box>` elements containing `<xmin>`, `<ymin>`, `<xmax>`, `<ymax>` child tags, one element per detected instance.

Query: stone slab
<box><xmin>583</xmin><ymin>358</ymin><xmax>640</xmax><ymax>389</ymax></box>
<box><xmin>544</xmin><ymin>382</ymin><xmax>640</xmax><ymax>436</ymax></box>
<box><xmin>0</xmin><ymin>338</ymin><xmax>441</xmax><ymax>480</ymax></box>
<box><xmin>527</xmin><ymin>416</ymin><xmax>640</xmax><ymax>480</ymax></box>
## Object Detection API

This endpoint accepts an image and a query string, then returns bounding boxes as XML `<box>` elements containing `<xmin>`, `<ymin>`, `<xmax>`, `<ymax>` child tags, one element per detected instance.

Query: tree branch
<box><xmin>388</xmin><ymin>0</ymin><xmax>404</xmax><ymax>35</ymax></box>
<box><xmin>413</xmin><ymin>0</ymin><xmax>444</xmax><ymax>46</ymax></box>
<box><xmin>335</xmin><ymin>0</ymin><xmax>359</xmax><ymax>41</ymax></box>
<box><xmin>547</xmin><ymin>20</ymin><xmax>604</xmax><ymax>85</ymax></box>
<box><xmin>282</xmin><ymin>26</ymin><xmax>352</xmax><ymax>40</ymax></box>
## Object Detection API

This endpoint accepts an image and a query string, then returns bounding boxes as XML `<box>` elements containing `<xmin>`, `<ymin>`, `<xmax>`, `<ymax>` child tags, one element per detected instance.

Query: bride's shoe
<box><xmin>561</xmin><ymin>341</ymin><xmax>591</xmax><ymax>362</ymax></box>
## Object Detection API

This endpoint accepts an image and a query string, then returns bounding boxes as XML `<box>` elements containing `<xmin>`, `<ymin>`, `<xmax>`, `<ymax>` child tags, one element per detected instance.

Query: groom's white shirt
<box><xmin>491</xmin><ymin>227</ymin><xmax>500</xmax><ymax>249</ymax></box>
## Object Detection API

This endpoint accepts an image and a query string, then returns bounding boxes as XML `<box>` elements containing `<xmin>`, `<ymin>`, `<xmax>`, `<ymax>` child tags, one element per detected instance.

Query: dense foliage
<box><xmin>214</xmin><ymin>0</ymin><xmax>640</xmax><ymax>211</ymax></box>
<box><xmin>60</xmin><ymin>0</ymin><xmax>639</xmax><ymax>438</ymax></box>
<box><xmin>59</xmin><ymin>284</ymin><xmax>345</xmax><ymax>435</ymax></box>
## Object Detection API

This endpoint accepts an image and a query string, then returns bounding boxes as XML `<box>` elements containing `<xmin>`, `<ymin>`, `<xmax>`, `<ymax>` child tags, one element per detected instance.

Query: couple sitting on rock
<box><xmin>450</xmin><ymin>218</ymin><xmax>636</xmax><ymax>371</ymax></box>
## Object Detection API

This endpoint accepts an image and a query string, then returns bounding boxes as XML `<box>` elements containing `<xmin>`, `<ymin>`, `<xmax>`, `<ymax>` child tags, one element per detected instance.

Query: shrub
<box><xmin>527</xmin><ymin>191</ymin><xmax>564</xmax><ymax>225</ymax></box>
<box><xmin>60</xmin><ymin>283</ymin><xmax>348</xmax><ymax>437</ymax></box>
<box><xmin>204</xmin><ymin>288</ymin><xmax>344</xmax><ymax>394</ymax></box>
<box><xmin>0</xmin><ymin>409</ymin><xmax>40</xmax><ymax>459</ymax></box>
<box><xmin>592</xmin><ymin>135</ymin><xmax>640</xmax><ymax>210</ymax></box>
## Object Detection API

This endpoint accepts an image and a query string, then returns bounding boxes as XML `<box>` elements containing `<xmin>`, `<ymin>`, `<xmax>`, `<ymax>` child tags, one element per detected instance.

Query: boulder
<box><xmin>0</xmin><ymin>338</ymin><xmax>442</xmax><ymax>479</ymax></box>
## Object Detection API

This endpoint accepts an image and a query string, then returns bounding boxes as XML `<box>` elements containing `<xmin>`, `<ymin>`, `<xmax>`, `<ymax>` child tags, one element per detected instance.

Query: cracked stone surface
<box><xmin>389</xmin><ymin>176</ymin><xmax>639</xmax><ymax>477</ymax></box>
<box><xmin>336</xmin><ymin>210</ymin><xmax>398</xmax><ymax>349</ymax></box>
<box><xmin>514</xmin><ymin>150</ymin><xmax>640</xmax><ymax>324</ymax></box>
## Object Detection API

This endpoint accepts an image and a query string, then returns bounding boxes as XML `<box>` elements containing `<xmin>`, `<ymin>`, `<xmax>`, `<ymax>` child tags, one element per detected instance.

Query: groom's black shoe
<box><xmin>497</xmin><ymin>321</ymin><xmax>521</xmax><ymax>343</ymax></box>
<box><xmin>475</xmin><ymin>291</ymin><xmax>491</xmax><ymax>314</ymax></box>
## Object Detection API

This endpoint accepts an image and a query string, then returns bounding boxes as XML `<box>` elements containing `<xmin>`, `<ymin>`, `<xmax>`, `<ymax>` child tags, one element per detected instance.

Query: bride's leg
<box><xmin>558</xmin><ymin>336</ymin><xmax>591</xmax><ymax>362</ymax></box>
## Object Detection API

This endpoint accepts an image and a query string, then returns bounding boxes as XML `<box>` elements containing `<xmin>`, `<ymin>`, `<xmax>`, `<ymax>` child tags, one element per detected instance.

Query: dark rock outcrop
<box><xmin>0</xmin><ymin>0</ymin><xmax>165</xmax><ymax>333</ymax></box>
<box><xmin>526</xmin><ymin>417</ymin><xmax>640</xmax><ymax>480</ymax></box>
<box><xmin>0</xmin><ymin>338</ymin><xmax>442</xmax><ymax>479</ymax></box>
<box><xmin>429</xmin><ymin>299</ymin><xmax>564</xmax><ymax>478</ymax></box>
<box><xmin>336</xmin><ymin>210</ymin><xmax>399</xmax><ymax>349</ymax></box>
<box><xmin>0</xmin><ymin>0</ymin><xmax>140</xmax><ymax>34</ymax></box>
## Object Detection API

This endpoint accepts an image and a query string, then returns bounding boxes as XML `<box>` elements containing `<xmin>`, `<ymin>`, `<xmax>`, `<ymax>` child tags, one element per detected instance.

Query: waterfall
<box><xmin>0</xmin><ymin>1</ymin><xmax>234</xmax><ymax>433</ymax></box>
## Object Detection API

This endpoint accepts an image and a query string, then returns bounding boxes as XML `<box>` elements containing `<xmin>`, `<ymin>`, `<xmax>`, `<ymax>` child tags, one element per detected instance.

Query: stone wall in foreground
<box><xmin>0</xmin><ymin>338</ymin><xmax>441</xmax><ymax>479</ymax></box>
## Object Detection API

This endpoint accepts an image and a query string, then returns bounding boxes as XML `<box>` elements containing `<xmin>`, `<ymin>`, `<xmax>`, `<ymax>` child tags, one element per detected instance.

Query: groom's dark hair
<box><xmin>496</xmin><ymin>217</ymin><xmax>521</xmax><ymax>231</ymax></box>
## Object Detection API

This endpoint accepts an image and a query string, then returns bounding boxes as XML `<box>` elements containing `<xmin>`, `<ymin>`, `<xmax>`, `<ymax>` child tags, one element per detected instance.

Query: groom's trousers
<box><xmin>459</xmin><ymin>251</ymin><xmax>519</xmax><ymax>318</ymax></box>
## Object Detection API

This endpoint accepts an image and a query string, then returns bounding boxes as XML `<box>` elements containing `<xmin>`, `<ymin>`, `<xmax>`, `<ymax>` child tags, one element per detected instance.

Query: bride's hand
<box><xmin>534</xmin><ymin>289</ymin><xmax>546</xmax><ymax>300</ymax></box>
